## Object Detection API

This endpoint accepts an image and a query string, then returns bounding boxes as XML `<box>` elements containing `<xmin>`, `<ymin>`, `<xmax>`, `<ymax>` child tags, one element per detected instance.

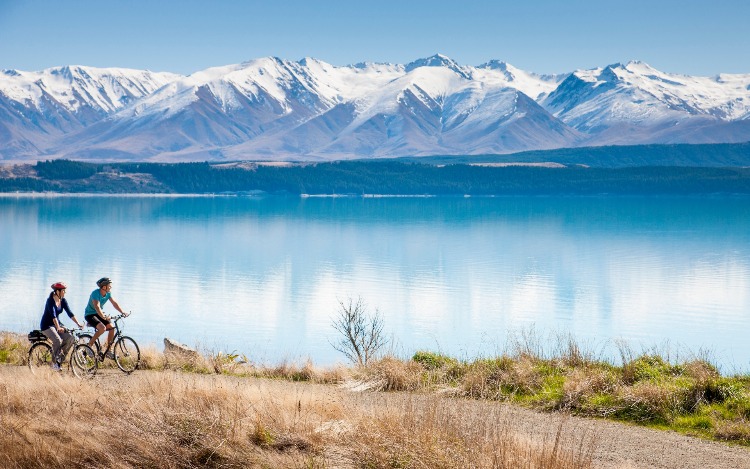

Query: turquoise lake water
<box><xmin>1</xmin><ymin>195</ymin><xmax>749</xmax><ymax>370</ymax></box>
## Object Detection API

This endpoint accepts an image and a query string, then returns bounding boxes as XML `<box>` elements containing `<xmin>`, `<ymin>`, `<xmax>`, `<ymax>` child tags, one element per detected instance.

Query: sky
<box><xmin>0</xmin><ymin>0</ymin><xmax>748</xmax><ymax>77</ymax></box>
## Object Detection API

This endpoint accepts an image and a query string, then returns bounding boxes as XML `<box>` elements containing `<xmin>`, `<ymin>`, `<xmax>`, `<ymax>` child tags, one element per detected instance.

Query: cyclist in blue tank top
<box><xmin>84</xmin><ymin>277</ymin><xmax>129</xmax><ymax>359</ymax></box>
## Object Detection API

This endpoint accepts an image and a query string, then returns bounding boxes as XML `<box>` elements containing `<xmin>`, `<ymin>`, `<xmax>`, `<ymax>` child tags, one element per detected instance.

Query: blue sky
<box><xmin>1</xmin><ymin>0</ymin><xmax>747</xmax><ymax>76</ymax></box>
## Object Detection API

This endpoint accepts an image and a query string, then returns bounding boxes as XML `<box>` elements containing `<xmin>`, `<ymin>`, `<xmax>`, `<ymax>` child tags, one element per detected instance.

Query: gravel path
<box><xmin>341</xmin><ymin>383</ymin><xmax>750</xmax><ymax>469</ymax></box>
<box><xmin>494</xmin><ymin>401</ymin><xmax>750</xmax><ymax>469</ymax></box>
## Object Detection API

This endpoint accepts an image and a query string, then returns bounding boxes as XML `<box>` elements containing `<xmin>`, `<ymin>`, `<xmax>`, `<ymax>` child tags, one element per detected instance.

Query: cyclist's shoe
<box><xmin>106</xmin><ymin>351</ymin><xmax>115</xmax><ymax>360</ymax></box>
<box><xmin>51</xmin><ymin>362</ymin><xmax>61</xmax><ymax>371</ymax></box>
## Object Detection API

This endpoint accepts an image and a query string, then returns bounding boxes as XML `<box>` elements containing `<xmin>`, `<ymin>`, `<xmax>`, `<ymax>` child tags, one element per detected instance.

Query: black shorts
<box><xmin>85</xmin><ymin>315</ymin><xmax>111</xmax><ymax>329</ymax></box>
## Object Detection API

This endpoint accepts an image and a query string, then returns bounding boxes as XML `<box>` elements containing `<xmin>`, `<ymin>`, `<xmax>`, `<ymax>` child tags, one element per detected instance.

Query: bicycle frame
<box><xmin>79</xmin><ymin>313</ymin><xmax>140</xmax><ymax>374</ymax></box>
<box><xmin>28</xmin><ymin>327</ymin><xmax>98</xmax><ymax>377</ymax></box>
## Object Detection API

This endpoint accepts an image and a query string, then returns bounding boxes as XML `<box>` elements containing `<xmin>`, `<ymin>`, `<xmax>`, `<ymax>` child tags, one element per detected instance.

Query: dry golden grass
<box><xmin>0</xmin><ymin>332</ymin><xmax>27</xmax><ymax>365</ymax></box>
<box><xmin>5</xmin><ymin>328</ymin><xmax>749</xmax><ymax>455</ymax></box>
<box><xmin>0</xmin><ymin>366</ymin><xmax>595</xmax><ymax>469</ymax></box>
<box><xmin>558</xmin><ymin>368</ymin><xmax>618</xmax><ymax>411</ymax></box>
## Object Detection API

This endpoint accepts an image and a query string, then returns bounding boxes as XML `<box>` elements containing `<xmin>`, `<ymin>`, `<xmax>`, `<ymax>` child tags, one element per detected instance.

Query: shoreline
<box><xmin>3</xmin><ymin>191</ymin><xmax>750</xmax><ymax>198</ymax></box>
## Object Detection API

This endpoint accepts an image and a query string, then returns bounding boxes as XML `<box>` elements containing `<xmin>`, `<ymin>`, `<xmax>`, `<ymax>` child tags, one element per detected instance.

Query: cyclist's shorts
<box><xmin>85</xmin><ymin>315</ymin><xmax>111</xmax><ymax>329</ymax></box>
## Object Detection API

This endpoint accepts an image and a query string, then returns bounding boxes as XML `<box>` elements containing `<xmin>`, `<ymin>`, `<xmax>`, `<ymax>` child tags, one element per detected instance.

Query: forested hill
<box><xmin>2</xmin><ymin>158</ymin><xmax>750</xmax><ymax>195</ymax></box>
<box><xmin>393</xmin><ymin>142</ymin><xmax>750</xmax><ymax>167</ymax></box>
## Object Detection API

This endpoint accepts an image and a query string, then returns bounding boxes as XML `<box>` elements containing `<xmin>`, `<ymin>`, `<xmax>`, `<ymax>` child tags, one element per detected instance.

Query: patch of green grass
<box><xmin>673</xmin><ymin>414</ymin><xmax>714</xmax><ymax>431</ymax></box>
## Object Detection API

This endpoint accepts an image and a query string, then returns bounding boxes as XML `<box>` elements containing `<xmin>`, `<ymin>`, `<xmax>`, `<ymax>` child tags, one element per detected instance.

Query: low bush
<box><xmin>412</xmin><ymin>350</ymin><xmax>458</xmax><ymax>370</ymax></box>
<box><xmin>622</xmin><ymin>355</ymin><xmax>681</xmax><ymax>384</ymax></box>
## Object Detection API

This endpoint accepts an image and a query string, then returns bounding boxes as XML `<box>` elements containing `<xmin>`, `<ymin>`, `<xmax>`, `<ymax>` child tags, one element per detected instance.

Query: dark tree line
<box><xmin>3</xmin><ymin>158</ymin><xmax>749</xmax><ymax>195</ymax></box>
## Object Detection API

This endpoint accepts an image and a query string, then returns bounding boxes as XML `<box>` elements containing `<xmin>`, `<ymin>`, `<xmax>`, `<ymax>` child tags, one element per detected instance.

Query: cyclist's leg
<box><xmin>87</xmin><ymin>315</ymin><xmax>107</xmax><ymax>346</ymax></box>
<box><xmin>102</xmin><ymin>324</ymin><xmax>116</xmax><ymax>353</ymax></box>
<box><xmin>59</xmin><ymin>329</ymin><xmax>74</xmax><ymax>357</ymax></box>
<box><xmin>41</xmin><ymin>327</ymin><xmax>63</xmax><ymax>364</ymax></box>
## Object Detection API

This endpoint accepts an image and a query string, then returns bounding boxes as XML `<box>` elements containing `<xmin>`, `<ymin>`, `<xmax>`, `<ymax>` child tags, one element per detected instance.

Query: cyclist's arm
<box><xmin>109</xmin><ymin>297</ymin><xmax>126</xmax><ymax>316</ymax></box>
<box><xmin>52</xmin><ymin>316</ymin><xmax>63</xmax><ymax>333</ymax></box>
<box><xmin>91</xmin><ymin>297</ymin><xmax>107</xmax><ymax>319</ymax></box>
<box><xmin>62</xmin><ymin>299</ymin><xmax>82</xmax><ymax>328</ymax></box>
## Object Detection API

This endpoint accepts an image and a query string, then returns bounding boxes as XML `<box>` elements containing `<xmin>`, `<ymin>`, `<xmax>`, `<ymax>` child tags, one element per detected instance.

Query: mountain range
<box><xmin>1</xmin><ymin>54</ymin><xmax>749</xmax><ymax>162</ymax></box>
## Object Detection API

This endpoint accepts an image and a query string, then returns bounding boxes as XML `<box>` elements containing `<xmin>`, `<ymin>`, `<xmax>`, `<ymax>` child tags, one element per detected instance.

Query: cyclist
<box><xmin>40</xmin><ymin>282</ymin><xmax>85</xmax><ymax>371</ymax></box>
<box><xmin>84</xmin><ymin>277</ymin><xmax>129</xmax><ymax>360</ymax></box>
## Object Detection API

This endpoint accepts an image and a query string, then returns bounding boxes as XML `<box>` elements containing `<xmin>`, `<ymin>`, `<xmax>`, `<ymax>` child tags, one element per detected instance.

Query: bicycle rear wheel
<box><xmin>28</xmin><ymin>342</ymin><xmax>53</xmax><ymax>373</ymax></box>
<box><xmin>113</xmin><ymin>336</ymin><xmax>140</xmax><ymax>374</ymax></box>
<box><xmin>70</xmin><ymin>343</ymin><xmax>98</xmax><ymax>378</ymax></box>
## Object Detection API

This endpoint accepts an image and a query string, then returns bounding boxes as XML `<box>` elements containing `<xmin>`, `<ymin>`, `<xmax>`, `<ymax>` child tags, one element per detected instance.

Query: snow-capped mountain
<box><xmin>0</xmin><ymin>66</ymin><xmax>179</xmax><ymax>158</ymax></box>
<box><xmin>543</xmin><ymin>61</ymin><xmax>750</xmax><ymax>145</ymax></box>
<box><xmin>0</xmin><ymin>55</ymin><xmax>748</xmax><ymax>162</ymax></box>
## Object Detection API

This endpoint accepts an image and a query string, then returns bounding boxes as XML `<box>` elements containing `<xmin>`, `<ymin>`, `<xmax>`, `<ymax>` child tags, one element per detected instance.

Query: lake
<box><xmin>1</xmin><ymin>195</ymin><xmax>749</xmax><ymax>370</ymax></box>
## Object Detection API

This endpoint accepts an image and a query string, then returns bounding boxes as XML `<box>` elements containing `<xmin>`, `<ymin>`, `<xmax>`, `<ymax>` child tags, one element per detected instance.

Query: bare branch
<box><xmin>330</xmin><ymin>296</ymin><xmax>387</xmax><ymax>366</ymax></box>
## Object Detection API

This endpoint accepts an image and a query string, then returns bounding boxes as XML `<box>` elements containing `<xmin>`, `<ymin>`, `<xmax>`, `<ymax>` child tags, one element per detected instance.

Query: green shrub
<box><xmin>412</xmin><ymin>351</ymin><xmax>458</xmax><ymax>370</ymax></box>
<box><xmin>725</xmin><ymin>395</ymin><xmax>750</xmax><ymax>419</ymax></box>
<box><xmin>622</xmin><ymin>355</ymin><xmax>681</xmax><ymax>384</ymax></box>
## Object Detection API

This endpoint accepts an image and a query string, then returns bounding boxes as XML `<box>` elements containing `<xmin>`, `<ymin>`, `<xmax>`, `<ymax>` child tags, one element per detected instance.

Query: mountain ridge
<box><xmin>1</xmin><ymin>55</ymin><xmax>749</xmax><ymax>162</ymax></box>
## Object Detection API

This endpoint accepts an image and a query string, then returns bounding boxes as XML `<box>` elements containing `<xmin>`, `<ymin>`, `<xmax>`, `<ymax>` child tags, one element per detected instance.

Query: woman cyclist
<box><xmin>84</xmin><ymin>277</ymin><xmax>129</xmax><ymax>360</ymax></box>
<box><xmin>40</xmin><ymin>282</ymin><xmax>85</xmax><ymax>371</ymax></box>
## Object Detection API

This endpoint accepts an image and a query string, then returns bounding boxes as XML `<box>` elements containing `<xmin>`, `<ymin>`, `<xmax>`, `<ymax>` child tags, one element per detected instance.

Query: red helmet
<box><xmin>51</xmin><ymin>282</ymin><xmax>67</xmax><ymax>290</ymax></box>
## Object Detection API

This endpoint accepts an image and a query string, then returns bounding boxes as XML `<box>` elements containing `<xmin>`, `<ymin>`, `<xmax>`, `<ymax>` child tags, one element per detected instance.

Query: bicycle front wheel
<box><xmin>28</xmin><ymin>342</ymin><xmax>53</xmax><ymax>373</ymax></box>
<box><xmin>113</xmin><ymin>336</ymin><xmax>140</xmax><ymax>374</ymax></box>
<box><xmin>70</xmin><ymin>343</ymin><xmax>98</xmax><ymax>378</ymax></box>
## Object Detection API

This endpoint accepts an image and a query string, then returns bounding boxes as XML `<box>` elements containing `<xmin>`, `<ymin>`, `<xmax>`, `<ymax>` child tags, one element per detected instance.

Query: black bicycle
<box><xmin>79</xmin><ymin>314</ymin><xmax>140</xmax><ymax>374</ymax></box>
<box><xmin>27</xmin><ymin>328</ymin><xmax>98</xmax><ymax>378</ymax></box>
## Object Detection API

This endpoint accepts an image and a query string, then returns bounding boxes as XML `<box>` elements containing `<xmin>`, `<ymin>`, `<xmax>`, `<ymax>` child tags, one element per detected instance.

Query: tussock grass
<box><xmin>0</xmin><ymin>367</ymin><xmax>594</xmax><ymax>468</ymax></box>
<box><xmin>366</xmin><ymin>336</ymin><xmax>750</xmax><ymax>445</ymax></box>
<box><xmin>3</xmin><ymin>329</ymin><xmax>750</xmax><ymax>448</ymax></box>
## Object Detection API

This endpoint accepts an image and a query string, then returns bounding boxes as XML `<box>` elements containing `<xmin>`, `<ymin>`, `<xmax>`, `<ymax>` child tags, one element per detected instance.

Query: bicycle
<box><xmin>78</xmin><ymin>314</ymin><xmax>140</xmax><ymax>374</ymax></box>
<box><xmin>27</xmin><ymin>328</ymin><xmax>98</xmax><ymax>378</ymax></box>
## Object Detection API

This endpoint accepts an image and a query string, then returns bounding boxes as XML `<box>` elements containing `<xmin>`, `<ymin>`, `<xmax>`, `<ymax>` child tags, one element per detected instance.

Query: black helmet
<box><xmin>96</xmin><ymin>277</ymin><xmax>112</xmax><ymax>287</ymax></box>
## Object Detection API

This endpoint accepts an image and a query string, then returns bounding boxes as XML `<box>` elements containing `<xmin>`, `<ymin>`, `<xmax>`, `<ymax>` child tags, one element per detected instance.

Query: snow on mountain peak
<box><xmin>405</xmin><ymin>53</ymin><xmax>456</xmax><ymax>69</ymax></box>
<box><xmin>405</xmin><ymin>54</ymin><xmax>471</xmax><ymax>80</ymax></box>
<box><xmin>2</xmin><ymin>56</ymin><xmax>750</xmax><ymax>161</ymax></box>
<box><xmin>479</xmin><ymin>60</ymin><xmax>510</xmax><ymax>71</ymax></box>
<box><xmin>0</xmin><ymin>65</ymin><xmax>180</xmax><ymax>115</ymax></box>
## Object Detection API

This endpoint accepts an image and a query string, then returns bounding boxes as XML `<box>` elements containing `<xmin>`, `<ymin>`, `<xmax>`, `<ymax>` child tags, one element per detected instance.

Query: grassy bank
<box><xmin>2</xmin><ymin>329</ymin><xmax>749</xmax><ymax>466</ymax></box>
<box><xmin>0</xmin><ymin>347</ymin><xmax>594</xmax><ymax>469</ymax></box>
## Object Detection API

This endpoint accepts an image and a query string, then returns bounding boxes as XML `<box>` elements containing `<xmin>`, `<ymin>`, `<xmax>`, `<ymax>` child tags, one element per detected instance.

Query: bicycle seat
<box><xmin>27</xmin><ymin>330</ymin><xmax>47</xmax><ymax>342</ymax></box>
